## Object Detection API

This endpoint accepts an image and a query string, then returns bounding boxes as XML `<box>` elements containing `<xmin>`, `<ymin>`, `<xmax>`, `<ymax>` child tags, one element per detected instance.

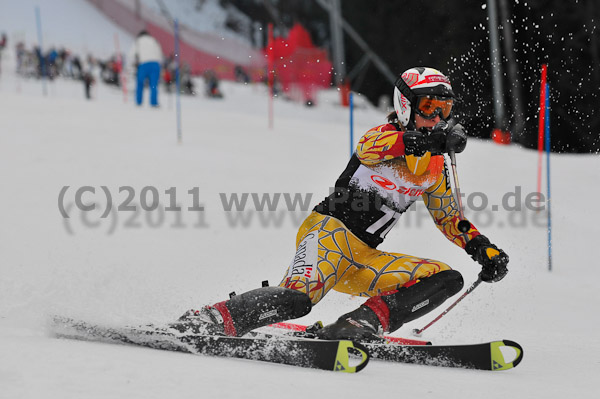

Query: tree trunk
<box><xmin>587</xmin><ymin>0</ymin><xmax>600</xmax><ymax>86</ymax></box>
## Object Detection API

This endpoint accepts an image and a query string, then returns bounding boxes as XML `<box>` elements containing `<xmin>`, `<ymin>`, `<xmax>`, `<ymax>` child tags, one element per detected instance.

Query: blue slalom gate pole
<box><xmin>174</xmin><ymin>19</ymin><xmax>182</xmax><ymax>143</ymax></box>
<box><xmin>545</xmin><ymin>82</ymin><xmax>552</xmax><ymax>271</ymax></box>
<box><xmin>349</xmin><ymin>92</ymin><xmax>354</xmax><ymax>158</ymax></box>
<box><xmin>35</xmin><ymin>6</ymin><xmax>47</xmax><ymax>96</ymax></box>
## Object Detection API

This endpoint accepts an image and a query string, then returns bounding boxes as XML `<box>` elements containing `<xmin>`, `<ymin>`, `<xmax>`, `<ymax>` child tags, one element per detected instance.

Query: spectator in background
<box><xmin>82</xmin><ymin>54</ymin><xmax>96</xmax><ymax>100</ymax></box>
<box><xmin>83</xmin><ymin>69</ymin><xmax>95</xmax><ymax>100</ymax></box>
<box><xmin>181</xmin><ymin>62</ymin><xmax>195</xmax><ymax>95</ymax></box>
<box><xmin>15</xmin><ymin>42</ymin><xmax>25</xmax><ymax>75</ymax></box>
<box><xmin>71</xmin><ymin>55</ymin><xmax>82</xmax><ymax>80</ymax></box>
<box><xmin>57</xmin><ymin>48</ymin><xmax>69</xmax><ymax>77</ymax></box>
<box><xmin>100</xmin><ymin>56</ymin><xmax>120</xmax><ymax>86</ymax></box>
<box><xmin>0</xmin><ymin>33</ymin><xmax>6</xmax><ymax>74</ymax></box>
<box><xmin>34</xmin><ymin>46</ymin><xmax>45</xmax><ymax>78</ymax></box>
<box><xmin>47</xmin><ymin>47</ymin><xmax>58</xmax><ymax>79</ymax></box>
<box><xmin>128</xmin><ymin>30</ymin><xmax>163</xmax><ymax>107</ymax></box>
<box><xmin>163</xmin><ymin>54</ymin><xmax>175</xmax><ymax>93</ymax></box>
<box><xmin>234</xmin><ymin>65</ymin><xmax>250</xmax><ymax>84</ymax></box>
<box><xmin>203</xmin><ymin>69</ymin><xmax>222</xmax><ymax>98</ymax></box>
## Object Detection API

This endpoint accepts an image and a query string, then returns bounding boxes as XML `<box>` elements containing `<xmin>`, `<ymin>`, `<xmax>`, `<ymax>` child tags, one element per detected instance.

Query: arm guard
<box><xmin>356</xmin><ymin>124</ymin><xmax>406</xmax><ymax>165</ymax></box>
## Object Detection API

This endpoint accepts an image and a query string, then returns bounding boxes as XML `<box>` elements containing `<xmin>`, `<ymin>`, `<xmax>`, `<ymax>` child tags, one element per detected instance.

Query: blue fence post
<box><xmin>545</xmin><ymin>82</ymin><xmax>552</xmax><ymax>271</ymax></box>
<box><xmin>174</xmin><ymin>19</ymin><xmax>182</xmax><ymax>143</ymax></box>
<box><xmin>349</xmin><ymin>92</ymin><xmax>354</xmax><ymax>158</ymax></box>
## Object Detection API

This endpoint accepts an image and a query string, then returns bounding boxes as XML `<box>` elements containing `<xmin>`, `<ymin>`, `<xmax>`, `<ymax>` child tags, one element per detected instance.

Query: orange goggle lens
<box><xmin>416</xmin><ymin>96</ymin><xmax>453</xmax><ymax>119</ymax></box>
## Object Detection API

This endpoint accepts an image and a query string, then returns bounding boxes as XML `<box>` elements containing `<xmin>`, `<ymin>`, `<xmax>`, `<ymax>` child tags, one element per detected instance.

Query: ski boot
<box><xmin>315</xmin><ymin>306</ymin><xmax>383</xmax><ymax>342</ymax></box>
<box><xmin>171</xmin><ymin>286</ymin><xmax>312</xmax><ymax>337</ymax></box>
<box><xmin>316</xmin><ymin>270</ymin><xmax>464</xmax><ymax>341</ymax></box>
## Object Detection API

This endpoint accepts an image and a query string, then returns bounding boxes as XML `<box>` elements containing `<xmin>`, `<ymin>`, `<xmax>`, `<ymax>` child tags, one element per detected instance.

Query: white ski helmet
<box><xmin>393</xmin><ymin>67</ymin><xmax>455</xmax><ymax>128</ymax></box>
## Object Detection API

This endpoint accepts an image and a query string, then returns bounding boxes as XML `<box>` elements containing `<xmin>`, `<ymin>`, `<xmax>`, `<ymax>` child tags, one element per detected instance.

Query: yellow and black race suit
<box><xmin>280</xmin><ymin>123</ymin><xmax>481</xmax><ymax>304</ymax></box>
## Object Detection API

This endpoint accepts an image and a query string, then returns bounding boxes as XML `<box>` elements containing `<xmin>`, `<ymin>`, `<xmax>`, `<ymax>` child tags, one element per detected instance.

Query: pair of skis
<box><xmin>51</xmin><ymin>316</ymin><xmax>523</xmax><ymax>373</ymax></box>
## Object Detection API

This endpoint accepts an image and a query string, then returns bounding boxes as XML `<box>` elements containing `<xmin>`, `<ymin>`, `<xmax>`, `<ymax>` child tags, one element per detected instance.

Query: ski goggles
<box><xmin>415</xmin><ymin>96</ymin><xmax>453</xmax><ymax>119</ymax></box>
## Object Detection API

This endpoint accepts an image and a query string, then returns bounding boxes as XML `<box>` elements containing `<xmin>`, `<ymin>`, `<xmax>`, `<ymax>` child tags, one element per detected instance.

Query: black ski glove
<box><xmin>442</xmin><ymin>119</ymin><xmax>467</xmax><ymax>154</ymax></box>
<box><xmin>465</xmin><ymin>235</ymin><xmax>509</xmax><ymax>283</ymax></box>
<box><xmin>403</xmin><ymin>119</ymin><xmax>467</xmax><ymax>156</ymax></box>
<box><xmin>403</xmin><ymin>130</ymin><xmax>446</xmax><ymax>156</ymax></box>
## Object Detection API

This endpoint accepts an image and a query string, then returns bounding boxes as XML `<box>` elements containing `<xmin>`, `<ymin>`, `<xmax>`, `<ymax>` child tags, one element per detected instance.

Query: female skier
<box><xmin>175</xmin><ymin>67</ymin><xmax>509</xmax><ymax>341</ymax></box>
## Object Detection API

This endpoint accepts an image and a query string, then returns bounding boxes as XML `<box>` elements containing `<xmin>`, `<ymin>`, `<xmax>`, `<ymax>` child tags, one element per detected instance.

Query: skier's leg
<box><xmin>148</xmin><ymin>62</ymin><xmax>160</xmax><ymax>106</ymax></box>
<box><xmin>317</xmin><ymin>252</ymin><xmax>464</xmax><ymax>340</ymax></box>
<box><xmin>333</xmin><ymin>251</ymin><xmax>454</xmax><ymax>297</ymax></box>
<box><xmin>174</xmin><ymin>286</ymin><xmax>312</xmax><ymax>337</ymax></box>
<box><xmin>278</xmin><ymin>212</ymin><xmax>374</xmax><ymax>305</ymax></box>
<box><xmin>363</xmin><ymin>269</ymin><xmax>464</xmax><ymax>330</ymax></box>
<box><xmin>178</xmin><ymin>212</ymin><xmax>368</xmax><ymax>337</ymax></box>
<box><xmin>135</xmin><ymin>64</ymin><xmax>146</xmax><ymax>105</ymax></box>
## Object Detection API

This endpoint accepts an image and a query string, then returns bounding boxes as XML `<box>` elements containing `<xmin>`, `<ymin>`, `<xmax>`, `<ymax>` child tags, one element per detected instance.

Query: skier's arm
<box><xmin>421</xmin><ymin>162</ymin><xmax>481</xmax><ymax>248</ymax></box>
<box><xmin>356</xmin><ymin>125</ymin><xmax>406</xmax><ymax>165</ymax></box>
<box><xmin>356</xmin><ymin>121</ymin><xmax>468</xmax><ymax>165</ymax></box>
<box><xmin>423</xmin><ymin>162</ymin><xmax>509</xmax><ymax>282</ymax></box>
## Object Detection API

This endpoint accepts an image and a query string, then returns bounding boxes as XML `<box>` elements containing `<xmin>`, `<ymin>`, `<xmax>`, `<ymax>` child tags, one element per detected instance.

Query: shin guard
<box><xmin>213</xmin><ymin>287</ymin><xmax>312</xmax><ymax>337</ymax></box>
<box><xmin>364</xmin><ymin>270</ymin><xmax>464</xmax><ymax>332</ymax></box>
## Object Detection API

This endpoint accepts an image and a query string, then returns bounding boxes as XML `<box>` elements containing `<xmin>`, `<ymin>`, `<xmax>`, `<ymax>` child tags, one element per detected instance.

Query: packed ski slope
<box><xmin>1</xmin><ymin>58</ymin><xmax>598</xmax><ymax>399</ymax></box>
<box><xmin>1</xmin><ymin>10</ymin><xmax>599</xmax><ymax>399</ymax></box>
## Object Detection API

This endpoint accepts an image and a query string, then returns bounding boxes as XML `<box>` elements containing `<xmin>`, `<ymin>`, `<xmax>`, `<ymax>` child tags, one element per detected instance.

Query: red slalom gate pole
<box><xmin>267</xmin><ymin>23</ymin><xmax>274</xmax><ymax>129</ymax></box>
<box><xmin>537</xmin><ymin>64</ymin><xmax>548</xmax><ymax>195</ymax></box>
<box><xmin>114</xmin><ymin>33</ymin><xmax>127</xmax><ymax>103</ymax></box>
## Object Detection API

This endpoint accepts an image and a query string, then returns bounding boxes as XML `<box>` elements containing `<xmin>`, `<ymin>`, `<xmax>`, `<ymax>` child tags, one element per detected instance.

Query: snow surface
<box><xmin>1</xmin><ymin>5</ymin><xmax>600</xmax><ymax>399</ymax></box>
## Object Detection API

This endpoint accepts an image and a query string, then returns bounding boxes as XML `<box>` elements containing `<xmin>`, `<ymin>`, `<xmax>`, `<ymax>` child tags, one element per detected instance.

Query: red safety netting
<box><xmin>85</xmin><ymin>0</ymin><xmax>266</xmax><ymax>81</ymax></box>
<box><xmin>266</xmin><ymin>23</ymin><xmax>333</xmax><ymax>103</ymax></box>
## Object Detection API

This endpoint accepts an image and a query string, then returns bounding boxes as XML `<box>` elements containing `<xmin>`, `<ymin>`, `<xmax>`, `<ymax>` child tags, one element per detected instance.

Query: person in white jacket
<box><xmin>129</xmin><ymin>30</ymin><xmax>163</xmax><ymax>106</ymax></box>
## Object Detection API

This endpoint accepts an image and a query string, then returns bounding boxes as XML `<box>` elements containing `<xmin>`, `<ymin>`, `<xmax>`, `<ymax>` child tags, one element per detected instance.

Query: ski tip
<box><xmin>490</xmin><ymin>340</ymin><xmax>524</xmax><ymax>371</ymax></box>
<box><xmin>333</xmin><ymin>341</ymin><xmax>370</xmax><ymax>373</ymax></box>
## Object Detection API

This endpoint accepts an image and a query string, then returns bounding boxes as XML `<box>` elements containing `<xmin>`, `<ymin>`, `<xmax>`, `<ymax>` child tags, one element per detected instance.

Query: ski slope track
<box><xmin>0</xmin><ymin>4</ymin><xmax>599</xmax><ymax>398</ymax></box>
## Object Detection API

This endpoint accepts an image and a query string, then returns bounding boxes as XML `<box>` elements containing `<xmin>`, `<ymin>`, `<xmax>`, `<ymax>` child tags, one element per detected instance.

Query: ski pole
<box><xmin>412</xmin><ymin>150</ymin><xmax>481</xmax><ymax>337</ymax></box>
<box><xmin>412</xmin><ymin>277</ymin><xmax>482</xmax><ymax>336</ymax></box>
